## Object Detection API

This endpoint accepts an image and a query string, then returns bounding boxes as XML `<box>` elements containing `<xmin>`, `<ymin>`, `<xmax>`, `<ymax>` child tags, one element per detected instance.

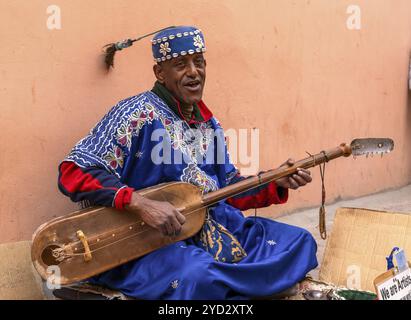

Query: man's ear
<box><xmin>153</xmin><ymin>64</ymin><xmax>165</xmax><ymax>84</ymax></box>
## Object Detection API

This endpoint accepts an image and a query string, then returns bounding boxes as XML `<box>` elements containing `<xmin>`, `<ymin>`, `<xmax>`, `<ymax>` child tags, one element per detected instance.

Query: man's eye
<box><xmin>175</xmin><ymin>61</ymin><xmax>185</xmax><ymax>68</ymax></box>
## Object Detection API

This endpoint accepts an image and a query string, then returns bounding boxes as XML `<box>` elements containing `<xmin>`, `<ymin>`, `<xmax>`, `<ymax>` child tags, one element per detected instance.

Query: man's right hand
<box><xmin>125</xmin><ymin>192</ymin><xmax>186</xmax><ymax>237</ymax></box>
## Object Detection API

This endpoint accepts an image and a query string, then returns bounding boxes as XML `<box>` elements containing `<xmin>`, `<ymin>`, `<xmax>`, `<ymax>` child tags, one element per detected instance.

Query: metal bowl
<box><xmin>303</xmin><ymin>290</ymin><xmax>330</xmax><ymax>300</ymax></box>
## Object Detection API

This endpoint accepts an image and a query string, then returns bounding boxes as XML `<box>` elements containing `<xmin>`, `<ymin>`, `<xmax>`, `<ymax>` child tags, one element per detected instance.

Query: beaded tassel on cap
<box><xmin>102</xmin><ymin>26</ymin><xmax>176</xmax><ymax>70</ymax></box>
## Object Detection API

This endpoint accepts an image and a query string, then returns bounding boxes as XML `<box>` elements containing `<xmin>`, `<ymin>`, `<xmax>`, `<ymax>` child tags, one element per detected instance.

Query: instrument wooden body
<box><xmin>31</xmin><ymin>139</ymin><xmax>393</xmax><ymax>285</ymax></box>
<box><xmin>32</xmin><ymin>182</ymin><xmax>205</xmax><ymax>285</ymax></box>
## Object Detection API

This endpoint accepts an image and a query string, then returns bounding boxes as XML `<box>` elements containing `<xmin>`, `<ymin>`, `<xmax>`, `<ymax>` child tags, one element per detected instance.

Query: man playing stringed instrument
<box><xmin>58</xmin><ymin>26</ymin><xmax>317</xmax><ymax>299</ymax></box>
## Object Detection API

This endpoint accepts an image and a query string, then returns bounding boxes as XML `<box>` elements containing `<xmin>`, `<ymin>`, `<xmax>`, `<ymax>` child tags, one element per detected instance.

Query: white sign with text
<box><xmin>376</xmin><ymin>268</ymin><xmax>411</xmax><ymax>300</ymax></box>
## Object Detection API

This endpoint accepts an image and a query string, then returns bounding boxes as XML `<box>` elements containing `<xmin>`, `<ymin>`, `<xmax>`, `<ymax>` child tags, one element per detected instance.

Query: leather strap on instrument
<box><xmin>306</xmin><ymin>151</ymin><xmax>328</xmax><ymax>240</ymax></box>
<box><xmin>319</xmin><ymin>151</ymin><xmax>328</xmax><ymax>240</ymax></box>
<box><xmin>254</xmin><ymin>173</ymin><xmax>264</xmax><ymax>222</ymax></box>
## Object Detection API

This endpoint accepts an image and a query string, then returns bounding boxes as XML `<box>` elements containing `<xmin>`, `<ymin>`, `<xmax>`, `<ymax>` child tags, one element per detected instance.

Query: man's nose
<box><xmin>186</xmin><ymin>61</ymin><xmax>199</xmax><ymax>77</ymax></box>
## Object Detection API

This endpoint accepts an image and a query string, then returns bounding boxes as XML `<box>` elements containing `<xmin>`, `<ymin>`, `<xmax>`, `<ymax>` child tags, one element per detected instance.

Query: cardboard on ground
<box><xmin>319</xmin><ymin>207</ymin><xmax>411</xmax><ymax>293</ymax></box>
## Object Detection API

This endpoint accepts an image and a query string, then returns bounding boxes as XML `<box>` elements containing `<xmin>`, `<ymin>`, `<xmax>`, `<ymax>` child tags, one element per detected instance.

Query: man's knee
<box><xmin>180</xmin><ymin>259</ymin><xmax>219</xmax><ymax>291</ymax></box>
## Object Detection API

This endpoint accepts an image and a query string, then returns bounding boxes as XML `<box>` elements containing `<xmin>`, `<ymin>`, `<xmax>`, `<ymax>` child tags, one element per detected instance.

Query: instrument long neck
<box><xmin>201</xmin><ymin>143</ymin><xmax>352</xmax><ymax>207</ymax></box>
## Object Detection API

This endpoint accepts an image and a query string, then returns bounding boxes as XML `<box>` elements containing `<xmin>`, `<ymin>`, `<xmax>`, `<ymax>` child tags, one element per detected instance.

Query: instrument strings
<box><xmin>56</xmin><ymin>157</ymin><xmax>332</xmax><ymax>260</ymax></box>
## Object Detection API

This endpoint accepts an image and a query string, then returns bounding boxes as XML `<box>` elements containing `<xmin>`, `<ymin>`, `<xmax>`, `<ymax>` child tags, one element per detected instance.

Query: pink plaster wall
<box><xmin>1</xmin><ymin>0</ymin><xmax>411</xmax><ymax>243</ymax></box>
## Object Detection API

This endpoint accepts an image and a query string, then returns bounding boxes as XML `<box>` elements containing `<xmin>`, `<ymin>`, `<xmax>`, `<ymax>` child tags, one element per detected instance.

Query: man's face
<box><xmin>154</xmin><ymin>53</ymin><xmax>206</xmax><ymax>105</ymax></box>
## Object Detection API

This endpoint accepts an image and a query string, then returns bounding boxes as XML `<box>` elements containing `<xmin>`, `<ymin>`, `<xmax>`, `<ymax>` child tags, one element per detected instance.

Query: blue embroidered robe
<box><xmin>61</xmin><ymin>91</ymin><xmax>318</xmax><ymax>299</ymax></box>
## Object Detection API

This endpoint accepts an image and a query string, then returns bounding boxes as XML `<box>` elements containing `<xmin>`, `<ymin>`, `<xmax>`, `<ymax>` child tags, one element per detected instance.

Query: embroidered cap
<box><xmin>151</xmin><ymin>26</ymin><xmax>206</xmax><ymax>63</ymax></box>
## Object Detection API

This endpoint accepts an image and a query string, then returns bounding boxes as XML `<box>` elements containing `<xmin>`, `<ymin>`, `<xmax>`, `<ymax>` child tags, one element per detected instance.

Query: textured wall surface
<box><xmin>1</xmin><ymin>0</ymin><xmax>411</xmax><ymax>243</ymax></box>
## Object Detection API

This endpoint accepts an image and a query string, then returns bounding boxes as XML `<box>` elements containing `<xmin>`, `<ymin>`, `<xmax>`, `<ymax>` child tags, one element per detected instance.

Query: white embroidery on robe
<box><xmin>106</xmin><ymin>100</ymin><xmax>214</xmax><ymax>171</ymax></box>
<box><xmin>171</xmin><ymin>280</ymin><xmax>179</xmax><ymax>289</ymax></box>
<box><xmin>66</xmin><ymin>93</ymin><xmax>220</xmax><ymax>178</ymax></box>
<box><xmin>181</xmin><ymin>163</ymin><xmax>218</xmax><ymax>194</ymax></box>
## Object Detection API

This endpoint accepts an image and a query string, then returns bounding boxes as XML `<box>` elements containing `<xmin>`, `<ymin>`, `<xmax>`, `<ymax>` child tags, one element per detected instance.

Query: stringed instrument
<box><xmin>31</xmin><ymin>138</ymin><xmax>394</xmax><ymax>285</ymax></box>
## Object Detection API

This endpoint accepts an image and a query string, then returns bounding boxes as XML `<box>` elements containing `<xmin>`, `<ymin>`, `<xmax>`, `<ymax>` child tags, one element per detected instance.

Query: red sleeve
<box><xmin>225</xmin><ymin>174</ymin><xmax>288</xmax><ymax>211</ymax></box>
<box><xmin>58</xmin><ymin>161</ymin><xmax>134</xmax><ymax>209</ymax></box>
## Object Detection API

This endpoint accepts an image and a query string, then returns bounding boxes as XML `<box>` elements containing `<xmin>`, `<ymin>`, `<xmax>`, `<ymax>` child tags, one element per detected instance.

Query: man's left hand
<box><xmin>275</xmin><ymin>158</ymin><xmax>312</xmax><ymax>190</ymax></box>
